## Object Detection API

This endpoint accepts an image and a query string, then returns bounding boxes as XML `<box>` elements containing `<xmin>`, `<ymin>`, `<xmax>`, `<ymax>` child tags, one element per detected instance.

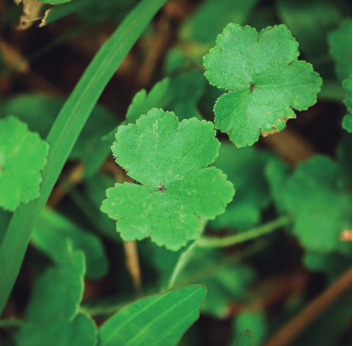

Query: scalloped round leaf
<box><xmin>0</xmin><ymin>116</ymin><xmax>49</xmax><ymax>211</ymax></box>
<box><xmin>101</xmin><ymin>109</ymin><xmax>235</xmax><ymax>250</ymax></box>
<box><xmin>284</xmin><ymin>156</ymin><xmax>351</xmax><ymax>254</ymax></box>
<box><xmin>203</xmin><ymin>24</ymin><xmax>322</xmax><ymax>147</ymax></box>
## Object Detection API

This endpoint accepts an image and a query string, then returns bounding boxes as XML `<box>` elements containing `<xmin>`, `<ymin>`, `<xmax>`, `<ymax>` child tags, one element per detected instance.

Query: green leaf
<box><xmin>180</xmin><ymin>0</ymin><xmax>259</xmax><ymax>45</ymax></box>
<box><xmin>284</xmin><ymin>156</ymin><xmax>351</xmax><ymax>254</ymax></box>
<box><xmin>126</xmin><ymin>79</ymin><xmax>170</xmax><ymax>124</ymax></box>
<box><xmin>277</xmin><ymin>0</ymin><xmax>341</xmax><ymax>64</ymax></box>
<box><xmin>98</xmin><ymin>285</ymin><xmax>206</xmax><ymax>346</ymax></box>
<box><xmin>165</xmin><ymin>70</ymin><xmax>206</xmax><ymax>120</ymax></box>
<box><xmin>175</xmin><ymin>247</ymin><xmax>255</xmax><ymax>318</ymax></box>
<box><xmin>16</xmin><ymin>242</ymin><xmax>97</xmax><ymax>346</ymax></box>
<box><xmin>101</xmin><ymin>109</ymin><xmax>235</xmax><ymax>250</ymax></box>
<box><xmin>0</xmin><ymin>116</ymin><xmax>48</xmax><ymax>211</ymax></box>
<box><xmin>211</xmin><ymin>143</ymin><xmax>271</xmax><ymax>230</ymax></box>
<box><xmin>264</xmin><ymin>157</ymin><xmax>291</xmax><ymax>214</ymax></box>
<box><xmin>84</xmin><ymin>174</ymin><xmax>120</xmax><ymax>241</ymax></box>
<box><xmin>328</xmin><ymin>18</ymin><xmax>352</xmax><ymax>82</ymax></box>
<box><xmin>304</xmin><ymin>251</ymin><xmax>351</xmax><ymax>281</ymax></box>
<box><xmin>126</xmin><ymin>70</ymin><xmax>206</xmax><ymax>124</ymax></box>
<box><xmin>232</xmin><ymin>311</ymin><xmax>267</xmax><ymax>346</ymax></box>
<box><xmin>0</xmin><ymin>209</ymin><xmax>11</xmax><ymax>244</ymax></box>
<box><xmin>342</xmin><ymin>75</ymin><xmax>352</xmax><ymax>133</ymax></box>
<box><xmin>32</xmin><ymin>208</ymin><xmax>108</xmax><ymax>278</ymax></box>
<box><xmin>234</xmin><ymin>329</ymin><xmax>254</xmax><ymax>346</ymax></box>
<box><xmin>203</xmin><ymin>24</ymin><xmax>322</xmax><ymax>147</ymax></box>
<box><xmin>2</xmin><ymin>93</ymin><xmax>118</xmax><ymax>176</ymax></box>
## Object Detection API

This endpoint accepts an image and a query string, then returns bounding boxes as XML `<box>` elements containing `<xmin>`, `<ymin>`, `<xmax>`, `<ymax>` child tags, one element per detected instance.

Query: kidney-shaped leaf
<box><xmin>98</xmin><ymin>285</ymin><xmax>206</xmax><ymax>346</ymax></box>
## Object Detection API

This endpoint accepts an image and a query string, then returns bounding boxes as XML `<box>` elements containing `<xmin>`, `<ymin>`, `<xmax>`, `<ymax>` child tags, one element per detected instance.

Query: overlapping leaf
<box><xmin>126</xmin><ymin>70</ymin><xmax>206</xmax><ymax>124</ymax></box>
<box><xmin>32</xmin><ymin>208</ymin><xmax>108</xmax><ymax>278</ymax></box>
<box><xmin>0</xmin><ymin>116</ymin><xmax>48</xmax><ymax>211</ymax></box>
<box><xmin>169</xmin><ymin>0</ymin><xmax>259</xmax><ymax>70</ymax></box>
<box><xmin>98</xmin><ymin>285</ymin><xmax>206</xmax><ymax>346</ymax></box>
<box><xmin>15</xmin><ymin>242</ymin><xmax>97</xmax><ymax>346</ymax></box>
<box><xmin>264</xmin><ymin>157</ymin><xmax>291</xmax><ymax>214</ymax></box>
<box><xmin>204</xmin><ymin>24</ymin><xmax>322</xmax><ymax>147</ymax></box>
<box><xmin>101</xmin><ymin>109</ymin><xmax>234</xmax><ymax>250</ymax></box>
<box><xmin>284</xmin><ymin>156</ymin><xmax>351</xmax><ymax>254</ymax></box>
<box><xmin>211</xmin><ymin>143</ymin><xmax>271</xmax><ymax>230</ymax></box>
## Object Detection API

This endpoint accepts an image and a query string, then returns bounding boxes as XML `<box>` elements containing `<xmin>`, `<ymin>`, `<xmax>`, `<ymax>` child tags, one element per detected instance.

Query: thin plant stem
<box><xmin>197</xmin><ymin>215</ymin><xmax>292</xmax><ymax>248</ymax></box>
<box><xmin>167</xmin><ymin>240</ymin><xmax>198</xmax><ymax>290</ymax></box>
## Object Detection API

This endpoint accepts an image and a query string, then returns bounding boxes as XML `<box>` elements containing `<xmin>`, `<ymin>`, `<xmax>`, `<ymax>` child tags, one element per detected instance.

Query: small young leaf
<box><xmin>0</xmin><ymin>116</ymin><xmax>48</xmax><ymax>211</ymax></box>
<box><xmin>342</xmin><ymin>75</ymin><xmax>352</xmax><ymax>133</ymax></box>
<box><xmin>284</xmin><ymin>156</ymin><xmax>351</xmax><ymax>253</ymax></box>
<box><xmin>101</xmin><ymin>109</ymin><xmax>234</xmax><ymax>250</ymax></box>
<box><xmin>126</xmin><ymin>79</ymin><xmax>170</xmax><ymax>124</ymax></box>
<box><xmin>32</xmin><ymin>208</ymin><xmax>108</xmax><ymax>278</ymax></box>
<box><xmin>203</xmin><ymin>24</ymin><xmax>322</xmax><ymax>147</ymax></box>
<box><xmin>16</xmin><ymin>242</ymin><xmax>97</xmax><ymax>346</ymax></box>
<box><xmin>98</xmin><ymin>285</ymin><xmax>206</xmax><ymax>346</ymax></box>
<box><xmin>328</xmin><ymin>18</ymin><xmax>352</xmax><ymax>82</ymax></box>
<box><xmin>126</xmin><ymin>70</ymin><xmax>206</xmax><ymax>124</ymax></box>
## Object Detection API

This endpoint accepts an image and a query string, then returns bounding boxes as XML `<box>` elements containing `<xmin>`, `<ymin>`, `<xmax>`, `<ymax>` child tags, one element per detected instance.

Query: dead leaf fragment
<box><xmin>15</xmin><ymin>0</ymin><xmax>44</xmax><ymax>30</ymax></box>
<box><xmin>340</xmin><ymin>229</ymin><xmax>352</xmax><ymax>241</ymax></box>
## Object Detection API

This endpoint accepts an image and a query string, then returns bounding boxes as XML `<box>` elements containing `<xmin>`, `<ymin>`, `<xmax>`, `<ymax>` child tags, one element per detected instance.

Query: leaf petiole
<box><xmin>167</xmin><ymin>240</ymin><xmax>198</xmax><ymax>290</ymax></box>
<box><xmin>197</xmin><ymin>215</ymin><xmax>293</xmax><ymax>248</ymax></box>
